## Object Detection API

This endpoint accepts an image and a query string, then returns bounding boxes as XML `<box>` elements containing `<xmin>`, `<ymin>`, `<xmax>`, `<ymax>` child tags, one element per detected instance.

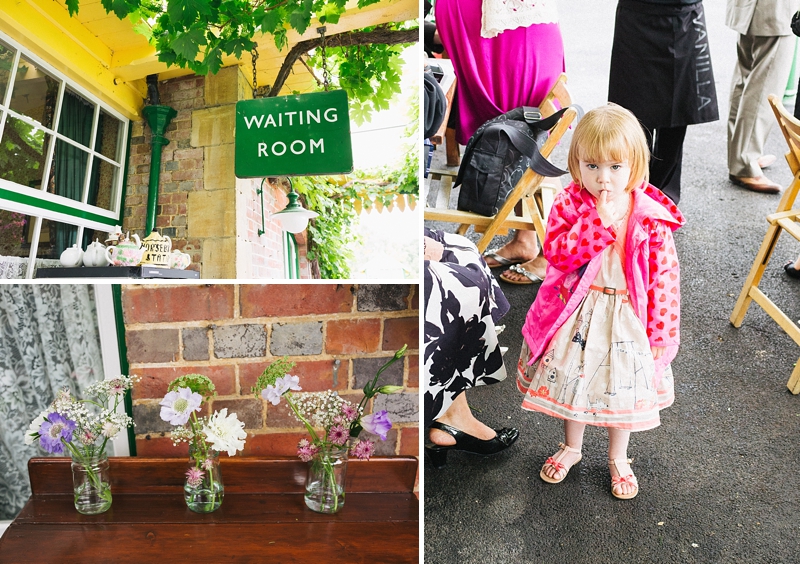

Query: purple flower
<box><xmin>38</xmin><ymin>413</ymin><xmax>76</xmax><ymax>454</ymax></box>
<box><xmin>159</xmin><ymin>387</ymin><xmax>202</xmax><ymax>426</ymax></box>
<box><xmin>185</xmin><ymin>467</ymin><xmax>205</xmax><ymax>488</ymax></box>
<box><xmin>350</xmin><ymin>439</ymin><xmax>375</xmax><ymax>460</ymax></box>
<box><xmin>261</xmin><ymin>375</ymin><xmax>301</xmax><ymax>406</ymax></box>
<box><xmin>361</xmin><ymin>410</ymin><xmax>392</xmax><ymax>441</ymax></box>
<box><xmin>328</xmin><ymin>424</ymin><xmax>349</xmax><ymax>446</ymax></box>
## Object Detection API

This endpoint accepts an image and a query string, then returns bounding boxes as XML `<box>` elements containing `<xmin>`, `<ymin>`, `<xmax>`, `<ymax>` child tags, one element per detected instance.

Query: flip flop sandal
<box><xmin>499</xmin><ymin>263</ymin><xmax>543</xmax><ymax>285</ymax></box>
<box><xmin>482</xmin><ymin>250</ymin><xmax>524</xmax><ymax>268</ymax></box>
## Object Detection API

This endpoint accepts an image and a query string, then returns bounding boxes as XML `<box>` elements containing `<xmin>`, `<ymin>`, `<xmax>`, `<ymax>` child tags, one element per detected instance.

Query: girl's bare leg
<box><xmin>608</xmin><ymin>427</ymin><xmax>636</xmax><ymax>496</ymax></box>
<box><xmin>542</xmin><ymin>419</ymin><xmax>585</xmax><ymax>480</ymax></box>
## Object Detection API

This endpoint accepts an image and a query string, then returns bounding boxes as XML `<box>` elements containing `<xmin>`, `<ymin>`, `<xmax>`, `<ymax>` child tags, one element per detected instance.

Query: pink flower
<box><xmin>185</xmin><ymin>467</ymin><xmax>205</xmax><ymax>488</ymax></box>
<box><xmin>297</xmin><ymin>441</ymin><xmax>319</xmax><ymax>462</ymax></box>
<box><xmin>201</xmin><ymin>458</ymin><xmax>214</xmax><ymax>471</ymax></box>
<box><xmin>350</xmin><ymin>439</ymin><xmax>375</xmax><ymax>460</ymax></box>
<box><xmin>341</xmin><ymin>403</ymin><xmax>358</xmax><ymax>422</ymax></box>
<box><xmin>327</xmin><ymin>424</ymin><xmax>349</xmax><ymax>446</ymax></box>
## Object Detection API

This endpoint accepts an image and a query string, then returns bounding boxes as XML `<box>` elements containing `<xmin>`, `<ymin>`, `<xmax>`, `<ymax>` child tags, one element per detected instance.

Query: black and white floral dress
<box><xmin>424</xmin><ymin>229</ymin><xmax>510</xmax><ymax>426</ymax></box>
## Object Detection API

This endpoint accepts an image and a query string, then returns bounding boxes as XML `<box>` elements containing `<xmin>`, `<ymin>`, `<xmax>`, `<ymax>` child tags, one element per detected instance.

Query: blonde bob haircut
<box><xmin>567</xmin><ymin>103</ymin><xmax>650</xmax><ymax>192</ymax></box>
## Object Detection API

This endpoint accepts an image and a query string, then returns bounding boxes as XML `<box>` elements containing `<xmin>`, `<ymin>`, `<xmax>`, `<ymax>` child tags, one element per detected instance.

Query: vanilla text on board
<box><xmin>235</xmin><ymin>90</ymin><xmax>353</xmax><ymax>177</ymax></box>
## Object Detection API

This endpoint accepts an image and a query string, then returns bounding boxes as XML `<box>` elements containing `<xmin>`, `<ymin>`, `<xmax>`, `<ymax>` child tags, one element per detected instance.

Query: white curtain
<box><xmin>0</xmin><ymin>285</ymin><xmax>105</xmax><ymax>520</ymax></box>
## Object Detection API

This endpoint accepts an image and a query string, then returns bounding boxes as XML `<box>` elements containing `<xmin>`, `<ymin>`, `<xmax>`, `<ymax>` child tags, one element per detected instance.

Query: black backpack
<box><xmin>455</xmin><ymin>106</ymin><xmax>577</xmax><ymax>217</ymax></box>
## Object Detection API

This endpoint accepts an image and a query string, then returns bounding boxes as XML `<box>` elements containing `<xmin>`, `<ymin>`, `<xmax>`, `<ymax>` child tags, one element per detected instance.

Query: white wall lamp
<box><xmin>270</xmin><ymin>178</ymin><xmax>318</xmax><ymax>234</ymax></box>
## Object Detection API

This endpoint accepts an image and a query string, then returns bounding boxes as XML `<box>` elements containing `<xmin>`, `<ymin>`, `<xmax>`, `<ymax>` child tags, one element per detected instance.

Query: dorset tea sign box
<box><xmin>235</xmin><ymin>90</ymin><xmax>353</xmax><ymax>177</ymax></box>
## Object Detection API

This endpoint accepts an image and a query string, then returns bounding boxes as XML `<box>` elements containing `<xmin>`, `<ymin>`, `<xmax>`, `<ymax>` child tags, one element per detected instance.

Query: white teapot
<box><xmin>83</xmin><ymin>239</ymin><xmax>112</xmax><ymax>267</ymax></box>
<box><xmin>59</xmin><ymin>244</ymin><xmax>84</xmax><ymax>268</ymax></box>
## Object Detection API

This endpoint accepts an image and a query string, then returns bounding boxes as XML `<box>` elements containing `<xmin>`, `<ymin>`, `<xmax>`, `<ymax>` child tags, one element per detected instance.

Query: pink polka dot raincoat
<box><xmin>521</xmin><ymin>181</ymin><xmax>684</xmax><ymax>384</ymax></box>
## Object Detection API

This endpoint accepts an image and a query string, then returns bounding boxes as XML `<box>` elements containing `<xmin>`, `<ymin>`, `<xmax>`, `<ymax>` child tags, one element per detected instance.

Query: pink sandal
<box><xmin>609</xmin><ymin>457</ymin><xmax>639</xmax><ymax>500</ymax></box>
<box><xmin>540</xmin><ymin>443</ymin><xmax>582</xmax><ymax>484</ymax></box>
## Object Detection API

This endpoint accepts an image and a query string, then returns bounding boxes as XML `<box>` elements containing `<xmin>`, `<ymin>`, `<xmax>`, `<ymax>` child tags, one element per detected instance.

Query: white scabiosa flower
<box><xmin>202</xmin><ymin>408</ymin><xmax>246</xmax><ymax>456</ymax></box>
<box><xmin>24</xmin><ymin>411</ymin><xmax>48</xmax><ymax>445</ymax></box>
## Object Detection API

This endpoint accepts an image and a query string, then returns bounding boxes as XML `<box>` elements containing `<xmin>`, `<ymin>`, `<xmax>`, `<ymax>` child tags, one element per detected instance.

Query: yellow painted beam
<box><xmin>111</xmin><ymin>0</ymin><xmax>418</xmax><ymax>83</ymax></box>
<box><xmin>0</xmin><ymin>0</ymin><xmax>145</xmax><ymax>119</ymax></box>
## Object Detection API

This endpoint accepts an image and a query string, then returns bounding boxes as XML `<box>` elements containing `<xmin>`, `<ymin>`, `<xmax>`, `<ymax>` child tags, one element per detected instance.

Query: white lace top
<box><xmin>481</xmin><ymin>0</ymin><xmax>559</xmax><ymax>38</ymax></box>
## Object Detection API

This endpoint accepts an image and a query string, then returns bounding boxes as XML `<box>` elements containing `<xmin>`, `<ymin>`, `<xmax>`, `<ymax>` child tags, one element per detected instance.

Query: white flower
<box><xmin>101</xmin><ymin>421</ymin><xmax>120</xmax><ymax>438</ymax></box>
<box><xmin>202</xmin><ymin>408</ymin><xmax>246</xmax><ymax>456</ymax></box>
<box><xmin>24</xmin><ymin>412</ymin><xmax>48</xmax><ymax>445</ymax></box>
<box><xmin>159</xmin><ymin>387</ymin><xmax>202</xmax><ymax>426</ymax></box>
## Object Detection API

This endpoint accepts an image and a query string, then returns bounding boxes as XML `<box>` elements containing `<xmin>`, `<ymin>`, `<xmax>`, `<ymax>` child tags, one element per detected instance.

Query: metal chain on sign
<box><xmin>317</xmin><ymin>26</ymin><xmax>330</xmax><ymax>91</ymax></box>
<box><xmin>251</xmin><ymin>47</ymin><xmax>259</xmax><ymax>98</ymax></box>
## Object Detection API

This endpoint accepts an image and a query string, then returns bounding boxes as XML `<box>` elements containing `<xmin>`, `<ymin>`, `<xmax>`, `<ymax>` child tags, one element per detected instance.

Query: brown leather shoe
<box><xmin>729</xmin><ymin>174</ymin><xmax>781</xmax><ymax>194</ymax></box>
<box><xmin>757</xmin><ymin>154</ymin><xmax>777</xmax><ymax>169</ymax></box>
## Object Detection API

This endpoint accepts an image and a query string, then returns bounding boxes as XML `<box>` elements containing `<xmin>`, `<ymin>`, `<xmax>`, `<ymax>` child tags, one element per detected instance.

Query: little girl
<box><xmin>516</xmin><ymin>104</ymin><xmax>684</xmax><ymax>500</ymax></box>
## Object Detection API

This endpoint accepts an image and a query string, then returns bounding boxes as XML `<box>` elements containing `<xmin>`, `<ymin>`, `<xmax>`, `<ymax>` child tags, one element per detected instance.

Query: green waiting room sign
<box><xmin>235</xmin><ymin>90</ymin><xmax>353</xmax><ymax>177</ymax></box>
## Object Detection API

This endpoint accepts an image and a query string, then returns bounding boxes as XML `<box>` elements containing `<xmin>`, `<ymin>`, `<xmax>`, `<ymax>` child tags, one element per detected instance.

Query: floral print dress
<box><xmin>517</xmin><ymin>213</ymin><xmax>674</xmax><ymax>431</ymax></box>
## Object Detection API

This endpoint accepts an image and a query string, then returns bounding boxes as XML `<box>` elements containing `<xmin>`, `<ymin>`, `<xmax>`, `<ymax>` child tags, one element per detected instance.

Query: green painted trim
<box><xmin>119</xmin><ymin>123</ymin><xmax>132</xmax><ymax>229</ymax></box>
<box><xmin>0</xmin><ymin>187</ymin><xmax>118</xmax><ymax>226</ymax></box>
<box><xmin>112</xmin><ymin>285</ymin><xmax>136</xmax><ymax>457</ymax></box>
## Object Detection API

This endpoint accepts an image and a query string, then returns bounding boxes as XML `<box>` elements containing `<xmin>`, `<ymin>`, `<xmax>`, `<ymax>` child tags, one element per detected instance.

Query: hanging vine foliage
<box><xmin>67</xmin><ymin>0</ymin><xmax>417</xmax><ymax>123</ymax></box>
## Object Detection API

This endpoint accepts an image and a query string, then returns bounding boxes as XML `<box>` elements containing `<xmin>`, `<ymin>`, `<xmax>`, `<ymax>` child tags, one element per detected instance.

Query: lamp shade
<box><xmin>271</xmin><ymin>191</ymin><xmax>318</xmax><ymax>233</ymax></box>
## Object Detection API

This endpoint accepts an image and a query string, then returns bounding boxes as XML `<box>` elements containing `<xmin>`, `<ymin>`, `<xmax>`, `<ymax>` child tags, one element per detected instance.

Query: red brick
<box><xmin>241</xmin><ymin>432</ymin><xmax>308</xmax><ymax>457</ymax></box>
<box><xmin>326</xmin><ymin>318</ymin><xmax>381</xmax><ymax>354</ymax></box>
<box><xmin>239</xmin><ymin>359</ymin><xmax>341</xmax><ymax>394</ymax></box>
<box><xmin>240</xmin><ymin>285</ymin><xmax>353</xmax><ymax>318</ymax></box>
<box><xmin>264</xmin><ymin>400</ymin><xmax>299</xmax><ymax>428</ymax></box>
<box><xmin>132</xmin><ymin>365</ymin><xmax>236</xmax><ymax>400</ymax></box>
<box><xmin>122</xmin><ymin>285</ymin><xmax>234</xmax><ymax>323</ymax></box>
<box><xmin>411</xmin><ymin>286</ymin><xmax>419</xmax><ymax>310</ymax></box>
<box><xmin>135</xmin><ymin>435</ymin><xmax>189</xmax><ymax>457</ymax></box>
<box><xmin>382</xmin><ymin>316</ymin><xmax>419</xmax><ymax>351</ymax></box>
<box><xmin>399</xmin><ymin>427</ymin><xmax>419</xmax><ymax>456</ymax></box>
<box><xmin>407</xmin><ymin>354</ymin><xmax>419</xmax><ymax>388</ymax></box>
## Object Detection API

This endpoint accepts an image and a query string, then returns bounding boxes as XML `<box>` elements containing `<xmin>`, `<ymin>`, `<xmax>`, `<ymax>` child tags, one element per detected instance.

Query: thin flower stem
<box><xmin>284</xmin><ymin>392</ymin><xmax>321</xmax><ymax>444</ymax></box>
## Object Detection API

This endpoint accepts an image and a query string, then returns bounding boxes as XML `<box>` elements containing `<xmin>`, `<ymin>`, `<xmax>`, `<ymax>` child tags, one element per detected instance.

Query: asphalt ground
<box><xmin>424</xmin><ymin>1</ymin><xmax>800</xmax><ymax>562</ymax></box>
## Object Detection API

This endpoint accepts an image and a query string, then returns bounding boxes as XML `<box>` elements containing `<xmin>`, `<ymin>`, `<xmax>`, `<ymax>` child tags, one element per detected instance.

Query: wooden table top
<box><xmin>0</xmin><ymin>457</ymin><xmax>419</xmax><ymax>564</ymax></box>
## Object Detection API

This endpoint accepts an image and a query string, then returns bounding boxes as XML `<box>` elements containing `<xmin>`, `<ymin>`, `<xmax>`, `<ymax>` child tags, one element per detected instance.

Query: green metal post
<box><xmin>111</xmin><ymin>285</ymin><xmax>136</xmax><ymax>456</ymax></box>
<box><xmin>142</xmin><ymin>105</ymin><xmax>177</xmax><ymax>234</ymax></box>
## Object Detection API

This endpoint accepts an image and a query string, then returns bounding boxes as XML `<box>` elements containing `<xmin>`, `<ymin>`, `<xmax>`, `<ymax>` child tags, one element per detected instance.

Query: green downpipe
<box><xmin>142</xmin><ymin>105</ymin><xmax>177</xmax><ymax>233</ymax></box>
<box><xmin>112</xmin><ymin>285</ymin><xmax>136</xmax><ymax>456</ymax></box>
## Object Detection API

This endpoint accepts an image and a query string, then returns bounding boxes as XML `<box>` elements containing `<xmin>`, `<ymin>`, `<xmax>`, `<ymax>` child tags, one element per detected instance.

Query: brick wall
<box><xmin>122</xmin><ymin>284</ymin><xmax>419</xmax><ymax>463</ymax></box>
<box><xmin>124</xmin><ymin>75</ymin><xmax>204</xmax><ymax>269</ymax></box>
<box><xmin>123</xmin><ymin>67</ymin><xmax>310</xmax><ymax>279</ymax></box>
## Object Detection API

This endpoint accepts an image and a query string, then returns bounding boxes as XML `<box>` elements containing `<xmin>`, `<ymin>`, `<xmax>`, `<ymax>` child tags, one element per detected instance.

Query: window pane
<box><xmin>51</xmin><ymin>139</ymin><xmax>89</xmax><ymax>202</ymax></box>
<box><xmin>0</xmin><ymin>39</ymin><xmax>16</xmax><ymax>105</ymax></box>
<box><xmin>0</xmin><ymin>209</ymin><xmax>31</xmax><ymax>258</ymax></box>
<box><xmin>58</xmin><ymin>89</ymin><xmax>94</xmax><ymax>147</ymax></box>
<box><xmin>0</xmin><ymin>115</ymin><xmax>53</xmax><ymax>188</ymax></box>
<box><xmin>95</xmin><ymin>109</ymin><xmax>122</xmax><ymax>161</ymax></box>
<box><xmin>88</xmin><ymin>156</ymin><xmax>119</xmax><ymax>211</ymax></box>
<box><xmin>9</xmin><ymin>57</ymin><xmax>60</xmax><ymax>129</ymax></box>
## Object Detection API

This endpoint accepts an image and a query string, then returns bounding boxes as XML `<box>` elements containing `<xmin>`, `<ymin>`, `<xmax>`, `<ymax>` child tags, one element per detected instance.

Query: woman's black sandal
<box><xmin>784</xmin><ymin>262</ymin><xmax>800</xmax><ymax>279</ymax></box>
<box><xmin>425</xmin><ymin>421</ymin><xmax>519</xmax><ymax>468</ymax></box>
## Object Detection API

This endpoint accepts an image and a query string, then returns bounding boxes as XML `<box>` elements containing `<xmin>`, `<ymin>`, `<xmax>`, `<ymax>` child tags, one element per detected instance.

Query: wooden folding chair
<box><xmin>425</xmin><ymin>73</ymin><xmax>577</xmax><ymax>253</ymax></box>
<box><xmin>730</xmin><ymin>94</ymin><xmax>800</xmax><ymax>393</ymax></box>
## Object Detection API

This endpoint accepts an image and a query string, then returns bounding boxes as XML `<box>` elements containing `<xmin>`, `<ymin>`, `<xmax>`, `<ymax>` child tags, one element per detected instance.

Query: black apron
<box><xmin>608</xmin><ymin>0</ymin><xmax>719</xmax><ymax>129</ymax></box>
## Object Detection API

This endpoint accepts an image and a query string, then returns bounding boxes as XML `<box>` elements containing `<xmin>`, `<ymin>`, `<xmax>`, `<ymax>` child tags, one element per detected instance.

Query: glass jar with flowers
<box><xmin>253</xmin><ymin>345</ymin><xmax>406</xmax><ymax>514</ymax></box>
<box><xmin>159</xmin><ymin>374</ymin><xmax>247</xmax><ymax>513</ymax></box>
<box><xmin>24</xmin><ymin>375</ymin><xmax>138</xmax><ymax>515</ymax></box>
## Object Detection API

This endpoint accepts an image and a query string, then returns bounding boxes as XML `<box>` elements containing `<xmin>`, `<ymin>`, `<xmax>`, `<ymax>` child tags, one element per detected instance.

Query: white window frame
<box><xmin>0</xmin><ymin>30</ymin><xmax>130</xmax><ymax>277</ymax></box>
<box><xmin>94</xmin><ymin>284</ymin><xmax>131</xmax><ymax>457</ymax></box>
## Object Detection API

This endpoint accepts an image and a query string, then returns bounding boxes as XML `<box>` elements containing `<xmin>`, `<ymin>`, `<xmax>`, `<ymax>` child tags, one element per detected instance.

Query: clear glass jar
<box><xmin>71</xmin><ymin>453</ymin><xmax>112</xmax><ymax>515</ymax></box>
<box><xmin>184</xmin><ymin>449</ymin><xmax>223</xmax><ymax>513</ymax></box>
<box><xmin>304</xmin><ymin>445</ymin><xmax>348</xmax><ymax>514</ymax></box>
